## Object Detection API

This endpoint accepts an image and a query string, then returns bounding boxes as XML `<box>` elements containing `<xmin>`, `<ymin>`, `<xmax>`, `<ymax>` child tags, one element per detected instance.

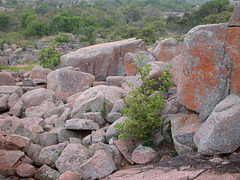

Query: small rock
<box><xmin>92</xmin><ymin>129</ymin><xmax>105</xmax><ymax>144</ymax></box>
<box><xmin>59</xmin><ymin>171</ymin><xmax>82</xmax><ymax>180</ymax></box>
<box><xmin>131</xmin><ymin>144</ymin><xmax>158</xmax><ymax>164</ymax></box>
<box><xmin>34</xmin><ymin>165</ymin><xmax>60</xmax><ymax>180</ymax></box>
<box><xmin>82</xmin><ymin>134</ymin><xmax>92</xmax><ymax>146</ymax></box>
<box><xmin>0</xmin><ymin>72</ymin><xmax>16</xmax><ymax>86</ymax></box>
<box><xmin>16</xmin><ymin>163</ymin><xmax>35</xmax><ymax>178</ymax></box>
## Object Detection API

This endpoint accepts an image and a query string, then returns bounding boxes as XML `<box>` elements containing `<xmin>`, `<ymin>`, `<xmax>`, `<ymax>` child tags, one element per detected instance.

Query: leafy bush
<box><xmin>54</xmin><ymin>33</ymin><xmax>72</xmax><ymax>44</ymax></box>
<box><xmin>38</xmin><ymin>45</ymin><xmax>62</xmax><ymax>70</ymax></box>
<box><xmin>115</xmin><ymin>53</ymin><xmax>173</xmax><ymax>141</ymax></box>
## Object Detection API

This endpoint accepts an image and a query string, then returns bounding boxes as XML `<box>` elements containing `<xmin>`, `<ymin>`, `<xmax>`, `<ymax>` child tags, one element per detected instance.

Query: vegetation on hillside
<box><xmin>0</xmin><ymin>0</ymin><xmax>234</xmax><ymax>48</ymax></box>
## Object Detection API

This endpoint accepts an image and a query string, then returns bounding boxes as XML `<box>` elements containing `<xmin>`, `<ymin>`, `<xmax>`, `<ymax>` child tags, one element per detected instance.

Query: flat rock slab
<box><xmin>65</xmin><ymin>119</ymin><xmax>99</xmax><ymax>130</ymax></box>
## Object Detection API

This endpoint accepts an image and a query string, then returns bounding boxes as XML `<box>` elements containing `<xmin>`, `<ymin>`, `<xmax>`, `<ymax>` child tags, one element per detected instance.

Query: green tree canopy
<box><xmin>0</xmin><ymin>14</ymin><xmax>9</xmax><ymax>30</ymax></box>
<box><xmin>25</xmin><ymin>20</ymin><xmax>48</xmax><ymax>38</ymax></box>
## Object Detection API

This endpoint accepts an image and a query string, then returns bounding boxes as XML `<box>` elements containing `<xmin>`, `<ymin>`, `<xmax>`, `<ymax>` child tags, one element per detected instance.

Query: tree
<box><xmin>25</xmin><ymin>20</ymin><xmax>48</xmax><ymax>38</ymax></box>
<box><xmin>105</xmin><ymin>18</ymin><xmax>114</xmax><ymax>28</ymax></box>
<box><xmin>21</xmin><ymin>13</ymin><xmax>37</xmax><ymax>28</ymax></box>
<box><xmin>115</xmin><ymin>54</ymin><xmax>173</xmax><ymax>141</ymax></box>
<box><xmin>124</xmin><ymin>4</ymin><xmax>142</xmax><ymax>22</ymax></box>
<box><xmin>0</xmin><ymin>14</ymin><xmax>9</xmax><ymax>30</ymax></box>
<box><xmin>38</xmin><ymin>45</ymin><xmax>61</xmax><ymax>70</ymax></box>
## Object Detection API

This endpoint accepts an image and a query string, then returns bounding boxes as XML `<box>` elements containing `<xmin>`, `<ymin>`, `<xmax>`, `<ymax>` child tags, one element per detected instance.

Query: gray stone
<box><xmin>111</xmin><ymin>99</ymin><xmax>125</xmax><ymax>113</ymax></box>
<box><xmin>9</xmin><ymin>100</ymin><xmax>25</xmax><ymax>117</ymax></box>
<box><xmin>23</xmin><ymin>78</ymin><xmax>34</xmax><ymax>86</ymax></box>
<box><xmin>65</xmin><ymin>119</ymin><xmax>100</xmax><ymax>130</ymax></box>
<box><xmin>194</xmin><ymin>94</ymin><xmax>240</xmax><ymax>155</ymax></box>
<box><xmin>7</xmin><ymin>93</ymin><xmax>20</xmax><ymax>109</ymax></box>
<box><xmin>55</xmin><ymin>143</ymin><xmax>91</xmax><ymax>174</ymax></box>
<box><xmin>106</xmin><ymin>76</ymin><xmax>125</xmax><ymax>87</ymax></box>
<box><xmin>89</xmin><ymin>142</ymin><xmax>113</xmax><ymax>157</ymax></box>
<box><xmin>34</xmin><ymin>130</ymin><xmax>58</xmax><ymax>147</ymax></box>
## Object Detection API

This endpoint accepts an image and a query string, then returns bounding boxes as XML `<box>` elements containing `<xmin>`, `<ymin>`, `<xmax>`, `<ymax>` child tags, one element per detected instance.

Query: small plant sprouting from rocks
<box><xmin>86</xmin><ymin>108</ymin><xmax>92</xmax><ymax>113</ymax></box>
<box><xmin>38</xmin><ymin>45</ymin><xmax>62</xmax><ymax>70</ymax></box>
<box><xmin>58</xmin><ymin>151</ymin><xmax>62</xmax><ymax>157</ymax></box>
<box><xmin>115</xmin><ymin>53</ymin><xmax>173</xmax><ymax>141</ymax></box>
<box><xmin>101</xmin><ymin>101</ymin><xmax>107</xmax><ymax>118</ymax></box>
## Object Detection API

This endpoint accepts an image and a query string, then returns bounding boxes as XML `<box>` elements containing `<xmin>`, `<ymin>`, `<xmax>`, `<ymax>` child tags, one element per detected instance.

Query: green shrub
<box><xmin>115</xmin><ymin>53</ymin><xmax>173</xmax><ymax>141</ymax></box>
<box><xmin>38</xmin><ymin>45</ymin><xmax>61</xmax><ymax>70</ymax></box>
<box><xmin>54</xmin><ymin>33</ymin><xmax>72</xmax><ymax>44</ymax></box>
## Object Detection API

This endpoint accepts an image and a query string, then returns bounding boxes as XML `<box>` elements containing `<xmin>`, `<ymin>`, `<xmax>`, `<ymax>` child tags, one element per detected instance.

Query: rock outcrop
<box><xmin>60</xmin><ymin>38</ymin><xmax>142</xmax><ymax>80</ymax></box>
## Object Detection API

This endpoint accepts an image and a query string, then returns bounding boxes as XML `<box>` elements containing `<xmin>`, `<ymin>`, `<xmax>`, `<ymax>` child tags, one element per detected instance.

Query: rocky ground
<box><xmin>0</xmin><ymin>4</ymin><xmax>239</xmax><ymax>180</ymax></box>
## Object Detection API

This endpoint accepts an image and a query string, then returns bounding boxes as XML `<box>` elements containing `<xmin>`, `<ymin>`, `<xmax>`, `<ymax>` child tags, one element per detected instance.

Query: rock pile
<box><xmin>0</xmin><ymin>5</ymin><xmax>240</xmax><ymax>180</ymax></box>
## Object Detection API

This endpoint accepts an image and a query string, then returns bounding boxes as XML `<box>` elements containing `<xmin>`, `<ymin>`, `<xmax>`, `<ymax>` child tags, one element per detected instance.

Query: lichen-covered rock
<box><xmin>193</xmin><ymin>94</ymin><xmax>240</xmax><ymax>155</ymax></box>
<box><xmin>0</xmin><ymin>72</ymin><xmax>16</xmax><ymax>86</ymax></box>
<box><xmin>80</xmin><ymin>150</ymin><xmax>117</xmax><ymax>179</ymax></box>
<box><xmin>36</xmin><ymin>141</ymin><xmax>68</xmax><ymax>168</ymax></box>
<box><xmin>71</xmin><ymin>85</ymin><xmax>125</xmax><ymax>118</ymax></box>
<box><xmin>55</xmin><ymin>143</ymin><xmax>91</xmax><ymax>174</ymax></box>
<box><xmin>0</xmin><ymin>94</ymin><xmax>9</xmax><ymax>112</ymax></box>
<box><xmin>152</xmin><ymin>38</ymin><xmax>181</xmax><ymax>62</ymax></box>
<box><xmin>60</xmin><ymin>38</ymin><xmax>142</xmax><ymax>81</ymax></box>
<box><xmin>78</xmin><ymin>112</ymin><xmax>105</xmax><ymax>126</ymax></box>
<box><xmin>59</xmin><ymin>171</ymin><xmax>82</xmax><ymax>180</ymax></box>
<box><xmin>225</xmin><ymin>27</ymin><xmax>240</xmax><ymax>95</ymax></box>
<box><xmin>47</xmin><ymin>68</ymin><xmax>95</xmax><ymax>101</ymax></box>
<box><xmin>124</xmin><ymin>51</ymin><xmax>156</xmax><ymax>76</ymax></box>
<box><xmin>177</xmin><ymin>23</ymin><xmax>230</xmax><ymax>120</ymax></box>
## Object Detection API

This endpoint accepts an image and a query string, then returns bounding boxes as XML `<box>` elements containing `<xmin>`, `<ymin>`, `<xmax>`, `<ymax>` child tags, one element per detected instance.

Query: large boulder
<box><xmin>193</xmin><ymin>94</ymin><xmax>240</xmax><ymax>155</ymax></box>
<box><xmin>71</xmin><ymin>85</ymin><xmax>125</xmax><ymax>118</ymax></box>
<box><xmin>55</xmin><ymin>143</ymin><xmax>91</xmax><ymax>174</ymax></box>
<box><xmin>177</xmin><ymin>23</ymin><xmax>230</xmax><ymax>120</ymax></box>
<box><xmin>124</xmin><ymin>51</ymin><xmax>156</xmax><ymax>76</ymax></box>
<box><xmin>0</xmin><ymin>72</ymin><xmax>16</xmax><ymax>86</ymax></box>
<box><xmin>47</xmin><ymin>68</ymin><xmax>95</xmax><ymax>101</ymax></box>
<box><xmin>21</xmin><ymin>88</ymin><xmax>56</xmax><ymax>107</ymax></box>
<box><xmin>152</xmin><ymin>38</ymin><xmax>181</xmax><ymax>62</ymax></box>
<box><xmin>228</xmin><ymin>4</ymin><xmax>240</xmax><ymax>26</ymax></box>
<box><xmin>60</xmin><ymin>38</ymin><xmax>142</xmax><ymax>81</ymax></box>
<box><xmin>30</xmin><ymin>65</ymin><xmax>52</xmax><ymax>80</ymax></box>
<box><xmin>80</xmin><ymin>150</ymin><xmax>117</xmax><ymax>179</ymax></box>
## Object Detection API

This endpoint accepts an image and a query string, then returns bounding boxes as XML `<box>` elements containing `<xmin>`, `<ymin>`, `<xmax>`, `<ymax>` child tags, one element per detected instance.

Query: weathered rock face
<box><xmin>60</xmin><ymin>38</ymin><xmax>142</xmax><ymax>81</ymax></box>
<box><xmin>193</xmin><ymin>94</ymin><xmax>240</xmax><ymax>155</ymax></box>
<box><xmin>225</xmin><ymin>26</ymin><xmax>240</xmax><ymax>95</ymax></box>
<box><xmin>47</xmin><ymin>68</ymin><xmax>95</xmax><ymax>101</ymax></box>
<box><xmin>152</xmin><ymin>38</ymin><xmax>181</xmax><ymax>62</ymax></box>
<box><xmin>0</xmin><ymin>72</ymin><xmax>16</xmax><ymax>86</ymax></box>
<box><xmin>124</xmin><ymin>51</ymin><xmax>156</xmax><ymax>76</ymax></box>
<box><xmin>71</xmin><ymin>85</ymin><xmax>125</xmax><ymax>118</ymax></box>
<box><xmin>177</xmin><ymin>23</ymin><xmax>231</xmax><ymax>120</ymax></box>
